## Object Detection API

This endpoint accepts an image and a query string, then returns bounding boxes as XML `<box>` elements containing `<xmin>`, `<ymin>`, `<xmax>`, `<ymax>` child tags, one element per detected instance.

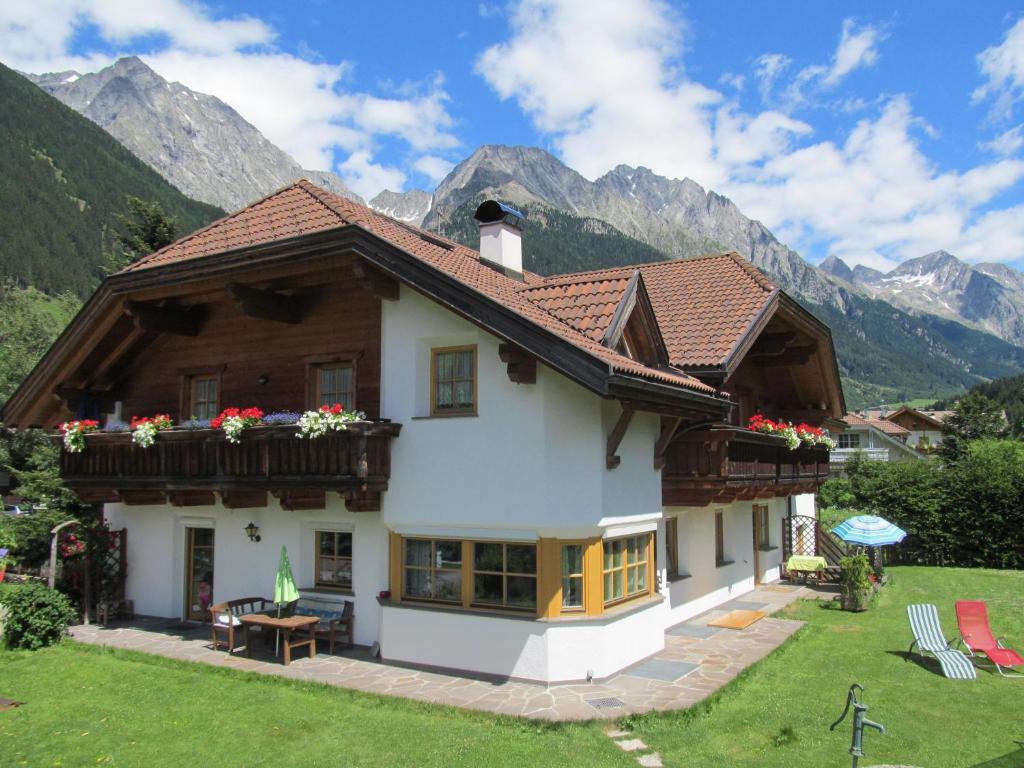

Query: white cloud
<box><xmin>981</xmin><ymin>124</ymin><xmax>1024</xmax><ymax>156</ymax></box>
<box><xmin>478</xmin><ymin>0</ymin><xmax>1024</xmax><ymax>268</ymax></box>
<box><xmin>339</xmin><ymin>151</ymin><xmax>407</xmax><ymax>200</ymax></box>
<box><xmin>0</xmin><ymin>0</ymin><xmax>460</xmax><ymax>197</ymax></box>
<box><xmin>823</xmin><ymin>18</ymin><xmax>885</xmax><ymax>87</ymax></box>
<box><xmin>753</xmin><ymin>53</ymin><xmax>791</xmax><ymax>102</ymax></box>
<box><xmin>413</xmin><ymin>155</ymin><xmax>456</xmax><ymax>185</ymax></box>
<box><xmin>973</xmin><ymin>18</ymin><xmax>1024</xmax><ymax>121</ymax></box>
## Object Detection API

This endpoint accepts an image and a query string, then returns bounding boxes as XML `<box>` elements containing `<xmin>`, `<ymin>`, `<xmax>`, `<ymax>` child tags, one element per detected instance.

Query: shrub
<box><xmin>1</xmin><ymin>582</ymin><xmax>77</xmax><ymax>649</ymax></box>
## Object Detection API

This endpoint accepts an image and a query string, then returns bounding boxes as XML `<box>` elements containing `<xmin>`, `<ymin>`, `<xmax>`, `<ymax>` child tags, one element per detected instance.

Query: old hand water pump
<box><xmin>829</xmin><ymin>683</ymin><xmax>886</xmax><ymax>768</ymax></box>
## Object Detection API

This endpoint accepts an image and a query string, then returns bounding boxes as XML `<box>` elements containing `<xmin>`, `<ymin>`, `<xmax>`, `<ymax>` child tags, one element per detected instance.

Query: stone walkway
<box><xmin>69</xmin><ymin>582</ymin><xmax>835</xmax><ymax>721</ymax></box>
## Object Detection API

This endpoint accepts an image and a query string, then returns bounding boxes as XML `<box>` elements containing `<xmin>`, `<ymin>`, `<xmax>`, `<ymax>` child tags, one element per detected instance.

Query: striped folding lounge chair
<box><xmin>906</xmin><ymin>604</ymin><xmax>976</xmax><ymax>680</ymax></box>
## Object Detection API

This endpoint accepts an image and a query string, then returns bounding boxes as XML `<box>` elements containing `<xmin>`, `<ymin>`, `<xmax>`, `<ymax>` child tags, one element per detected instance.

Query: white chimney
<box><xmin>474</xmin><ymin>200</ymin><xmax>525</xmax><ymax>277</ymax></box>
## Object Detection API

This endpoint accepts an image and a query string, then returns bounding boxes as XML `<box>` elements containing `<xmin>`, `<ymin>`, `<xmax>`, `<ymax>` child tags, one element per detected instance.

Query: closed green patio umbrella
<box><xmin>273</xmin><ymin>545</ymin><xmax>300</xmax><ymax>655</ymax></box>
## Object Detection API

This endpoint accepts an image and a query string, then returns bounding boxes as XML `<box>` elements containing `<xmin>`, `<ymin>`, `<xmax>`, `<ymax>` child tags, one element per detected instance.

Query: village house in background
<box><xmin>831</xmin><ymin>412</ymin><xmax>922</xmax><ymax>471</ymax></box>
<box><xmin>882</xmin><ymin>406</ymin><xmax>952</xmax><ymax>452</ymax></box>
<box><xmin>2</xmin><ymin>182</ymin><xmax>844</xmax><ymax>683</ymax></box>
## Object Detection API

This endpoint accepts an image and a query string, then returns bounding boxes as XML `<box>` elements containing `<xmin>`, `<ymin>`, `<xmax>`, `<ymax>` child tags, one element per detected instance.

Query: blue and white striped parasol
<box><xmin>831</xmin><ymin>515</ymin><xmax>907</xmax><ymax>546</ymax></box>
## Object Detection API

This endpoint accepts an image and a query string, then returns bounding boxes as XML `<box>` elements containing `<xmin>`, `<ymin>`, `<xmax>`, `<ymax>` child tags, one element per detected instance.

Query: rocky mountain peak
<box><xmin>819</xmin><ymin>255</ymin><xmax>854</xmax><ymax>282</ymax></box>
<box><xmin>368</xmin><ymin>189</ymin><xmax>432</xmax><ymax>226</ymax></box>
<box><xmin>28</xmin><ymin>56</ymin><xmax>362</xmax><ymax>211</ymax></box>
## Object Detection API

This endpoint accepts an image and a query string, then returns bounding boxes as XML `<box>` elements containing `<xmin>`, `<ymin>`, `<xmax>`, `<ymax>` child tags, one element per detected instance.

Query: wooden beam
<box><xmin>219</xmin><ymin>490</ymin><xmax>268</xmax><ymax>509</ymax></box>
<box><xmin>606</xmin><ymin>405</ymin><xmax>635</xmax><ymax>470</ymax></box>
<box><xmin>753</xmin><ymin>345</ymin><xmax>817</xmax><ymax>367</ymax></box>
<box><xmin>498</xmin><ymin>343</ymin><xmax>537</xmax><ymax>384</ymax></box>
<box><xmin>653</xmin><ymin>416</ymin><xmax>682</xmax><ymax>470</ymax></box>
<box><xmin>273</xmin><ymin>490</ymin><xmax>326</xmax><ymax>511</ymax></box>
<box><xmin>226</xmin><ymin>283</ymin><xmax>302</xmax><ymax>324</ymax></box>
<box><xmin>352</xmin><ymin>258</ymin><xmax>400</xmax><ymax>301</ymax></box>
<box><xmin>748</xmin><ymin>332</ymin><xmax>797</xmax><ymax>356</ymax></box>
<box><xmin>168</xmin><ymin>490</ymin><xmax>216</xmax><ymax>507</ymax></box>
<box><xmin>124</xmin><ymin>301</ymin><xmax>201</xmax><ymax>336</ymax></box>
<box><xmin>72</xmin><ymin>488</ymin><xmax>120</xmax><ymax>504</ymax></box>
<box><xmin>117</xmin><ymin>489</ymin><xmax>167</xmax><ymax>506</ymax></box>
<box><xmin>342</xmin><ymin>488</ymin><xmax>382</xmax><ymax>512</ymax></box>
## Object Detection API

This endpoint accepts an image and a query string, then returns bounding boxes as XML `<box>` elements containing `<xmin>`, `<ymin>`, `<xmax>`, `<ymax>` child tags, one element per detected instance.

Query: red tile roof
<box><xmin>126</xmin><ymin>180</ymin><xmax>714</xmax><ymax>393</ymax></box>
<box><xmin>537</xmin><ymin>254</ymin><xmax>778</xmax><ymax>368</ymax></box>
<box><xmin>843</xmin><ymin>413</ymin><xmax>911</xmax><ymax>436</ymax></box>
<box><xmin>517</xmin><ymin>274</ymin><xmax>633</xmax><ymax>342</ymax></box>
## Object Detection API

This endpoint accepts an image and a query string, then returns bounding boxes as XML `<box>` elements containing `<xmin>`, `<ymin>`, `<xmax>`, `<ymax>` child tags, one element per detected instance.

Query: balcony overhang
<box><xmin>661</xmin><ymin>425</ymin><xmax>831</xmax><ymax>507</ymax></box>
<box><xmin>54</xmin><ymin>421</ymin><xmax>401</xmax><ymax>512</ymax></box>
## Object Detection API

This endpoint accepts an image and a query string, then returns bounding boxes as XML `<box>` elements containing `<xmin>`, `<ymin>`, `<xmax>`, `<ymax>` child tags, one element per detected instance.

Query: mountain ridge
<box><xmin>27</xmin><ymin>56</ymin><xmax>363</xmax><ymax>212</ymax></box>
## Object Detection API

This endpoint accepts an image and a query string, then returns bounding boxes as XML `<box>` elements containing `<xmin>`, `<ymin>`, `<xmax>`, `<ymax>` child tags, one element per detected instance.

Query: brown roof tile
<box><xmin>126</xmin><ymin>180</ymin><xmax>714</xmax><ymax>394</ymax></box>
<box><xmin>539</xmin><ymin>254</ymin><xmax>777</xmax><ymax>369</ymax></box>
<box><xmin>843</xmin><ymin>413</ymin><xmax>910</xmax><ymax>436</ymax></box>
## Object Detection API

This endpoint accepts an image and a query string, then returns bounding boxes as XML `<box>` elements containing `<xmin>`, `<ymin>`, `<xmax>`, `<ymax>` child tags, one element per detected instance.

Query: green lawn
<box><xmin>0</xmin><ymin>644</ymin><xmax>631</xmax><ymax>767</ymax></box>
<box><xmin>626</xmin><ymin>567</ymin><xmax>1024</xmax><ymax>768</ymax></box>
<box><xmin>2</xmin><ymin>568</ymin><xmax>1022</xmax><ymax>767</ymax></box>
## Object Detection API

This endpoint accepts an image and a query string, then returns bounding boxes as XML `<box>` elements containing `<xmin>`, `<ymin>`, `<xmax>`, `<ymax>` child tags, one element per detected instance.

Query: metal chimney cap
<box><xmin>474</xmin><ymin>200</ymin><xmax>525</xmax><ymax>229</ymax></box>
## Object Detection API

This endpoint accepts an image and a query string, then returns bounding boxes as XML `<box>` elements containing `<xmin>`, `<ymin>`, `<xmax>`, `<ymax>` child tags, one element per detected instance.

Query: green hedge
<box><xmin>1</xmin><ymin>582</ymin><xmax>77</xmax><ymax>650</ymax></box>
<box><xmin>838</xmin><ymin>441</ymin><xmax>1024</xmax><ymax>569</ymax></box>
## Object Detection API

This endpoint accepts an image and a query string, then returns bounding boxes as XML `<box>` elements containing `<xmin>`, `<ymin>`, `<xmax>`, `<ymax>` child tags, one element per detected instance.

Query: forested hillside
<box><xmin>437</xmin><ymin>198</ymin><xmax>671</xmax><ymax>275</ymax></box>
<box><xmin>0</xmin><ymin>63</ymin><xmax>222</xmax><ymax>298</ymax></box>
<box><xmin>933</xmin><ymin>373</ymin><xmax>1024</xmax><ymax>436</ymax></box>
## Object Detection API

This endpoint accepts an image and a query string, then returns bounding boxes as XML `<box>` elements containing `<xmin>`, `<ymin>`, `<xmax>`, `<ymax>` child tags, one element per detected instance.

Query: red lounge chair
<box><xmin>955</xmin><ymin>600</ymin><xmax>1024</xmax><ymax>678</ymax></box>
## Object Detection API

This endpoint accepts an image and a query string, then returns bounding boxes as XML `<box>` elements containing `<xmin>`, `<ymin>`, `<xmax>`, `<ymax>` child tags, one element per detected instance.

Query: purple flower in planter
<box><xmin>179</xmin><ymin>419</ymin><xmax>212</xmax><ymax>430</ymax></box>
<box><xmin>103</xmin><ymin>422</ymin><xmax>130</xmax><ymax>433</ymax></box>
<box><xmin>0</xmin><ymin>548</ymin><xmax>9</xmax><ymax>559</ymax></box>
<box><xmin>262</xmin><ymin>411</ymin><xmax>302</xmax><ymax>425</ymax></box>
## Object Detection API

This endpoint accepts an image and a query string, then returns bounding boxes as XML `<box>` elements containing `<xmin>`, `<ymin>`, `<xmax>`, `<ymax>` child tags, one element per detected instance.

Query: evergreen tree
<box><xmin>938</xmin><ymin>391</ymin><xmax>1007</xmax><ymax>462</ymax></box>
<box><xmin>105</xmin><ymin>196</ymin><xmax>178</xmax><ymax>273</ymax></box>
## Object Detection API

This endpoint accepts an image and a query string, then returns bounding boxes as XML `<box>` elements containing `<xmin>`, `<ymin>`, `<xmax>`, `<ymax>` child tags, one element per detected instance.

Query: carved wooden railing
<box><xmin>662</xmin><ymin>427</ymin><xmax>831</xmax><ymax>506</ymax></box>
<box><xmin>55</xmin><ymin>422</ymin><xmax>402</xmax><ymax>510</ymax></box>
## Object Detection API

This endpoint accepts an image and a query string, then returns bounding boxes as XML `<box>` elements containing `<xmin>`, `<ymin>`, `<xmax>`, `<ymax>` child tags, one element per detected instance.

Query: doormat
<box><xmin>0</xmin><ymin>698</ymin><xmax>24</xmax><ymax>712</ymax></box>
<box><xmin>761</xmin><ymin>585</ymin><xmax>795</xmax><ymax>593</ymax></box>
<box><xmin>707</xmin><ymin>610</ymin><xmax>766</xmax><ymax>630</ymax></box>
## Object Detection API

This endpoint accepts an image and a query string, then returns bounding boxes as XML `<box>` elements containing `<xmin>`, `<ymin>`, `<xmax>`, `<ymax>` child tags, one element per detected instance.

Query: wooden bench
<box><xmin>292</xmin><ymin>598</ymin><xmax>354</xmax><ymax>654</ymax></box>
<box><xmin>209</xmin><ymin>597</ymin><xmax>273</xmax><ymax>654</ymax></box>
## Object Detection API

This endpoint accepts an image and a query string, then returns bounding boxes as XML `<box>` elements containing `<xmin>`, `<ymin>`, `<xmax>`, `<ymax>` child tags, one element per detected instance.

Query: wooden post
<box><xmin>48</xmin><ymin>519</ymin><xmax>79</xmax><ymax>590</ymax></box>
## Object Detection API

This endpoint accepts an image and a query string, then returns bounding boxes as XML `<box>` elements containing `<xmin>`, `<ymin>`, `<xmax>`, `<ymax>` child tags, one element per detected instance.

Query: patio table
<box><xmin>239</xmin><ymin>613</ymin><xmax>319</xmax><ymax>666</ymax></box>
<box><xmin>786</xmin><ymin>555</ymin><xmax>828</xmax><ymax>583</ymax></box>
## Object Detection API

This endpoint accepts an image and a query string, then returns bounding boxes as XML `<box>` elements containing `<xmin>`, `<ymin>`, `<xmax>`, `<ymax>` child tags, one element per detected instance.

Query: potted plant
<box><xmin>839</xmin><ymin>553</ymin><xmax>873</xmax><ymax>612</ymax></box>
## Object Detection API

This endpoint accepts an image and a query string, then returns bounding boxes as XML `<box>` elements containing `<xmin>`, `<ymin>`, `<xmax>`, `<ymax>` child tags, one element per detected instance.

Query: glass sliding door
<box><xmin>185</xmin><ymin>527</ymin><xmax>215</xmax><ymax>621</ymax></box>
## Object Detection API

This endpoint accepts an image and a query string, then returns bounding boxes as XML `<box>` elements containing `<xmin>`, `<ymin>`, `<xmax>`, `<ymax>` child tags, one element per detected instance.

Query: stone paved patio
<box><xmin>69</xmin><ymin>582</ymin><xmax>836</xmax><ymax>721</ymax></box>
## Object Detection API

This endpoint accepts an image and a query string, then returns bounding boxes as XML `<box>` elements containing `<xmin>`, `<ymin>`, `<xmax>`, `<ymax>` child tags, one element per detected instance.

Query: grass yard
<box><xmin>1</xmin><ymin>568</ymin><xmax>1021</xmax><ymax>767</ymax></box>
<box><xmin>626</xmin><ymin>567</ymin><xmax>1024</xmax><ymax>768</ymax></box>
<box><xmin>0</xmin><ymin>644</ymin><xmax>632</xmax><ymax>767</ymax></box>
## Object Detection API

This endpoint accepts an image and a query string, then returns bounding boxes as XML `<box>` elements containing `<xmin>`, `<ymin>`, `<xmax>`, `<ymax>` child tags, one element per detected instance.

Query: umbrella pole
<box><xmin>275</xmin><ymin>604</ymin><xmax>281</xmax><ymax>657</ymax></box>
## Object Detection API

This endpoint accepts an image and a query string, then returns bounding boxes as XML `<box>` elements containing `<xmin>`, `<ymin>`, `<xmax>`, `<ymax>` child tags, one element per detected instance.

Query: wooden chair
<box><xmin>209</xmin><ymin>597</ymin><xmax>273</xmax><ymax>654</ymax></box>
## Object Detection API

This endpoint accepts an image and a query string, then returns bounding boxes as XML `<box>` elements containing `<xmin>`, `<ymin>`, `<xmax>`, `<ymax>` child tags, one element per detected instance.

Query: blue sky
<box><xmin>2</xmin><ymin>1</ymin><xmax>1023</xmax><ymax>271</ymax></box>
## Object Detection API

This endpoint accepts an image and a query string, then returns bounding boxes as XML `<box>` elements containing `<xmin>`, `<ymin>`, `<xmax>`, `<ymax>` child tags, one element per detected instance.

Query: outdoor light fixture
<box><xmin>244</xmin><ymin>522</ymin><xmax>261</xmax><ymax>542</ymax></box>
<box><xmin>257</xmin><ymin>373</ymin><xmax>269</xmax><ymax>385</ymax></box>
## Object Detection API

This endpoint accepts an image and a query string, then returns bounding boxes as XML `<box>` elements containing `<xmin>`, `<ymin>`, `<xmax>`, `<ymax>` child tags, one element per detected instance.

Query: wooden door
<box><xmin>185</xmin><ymin>527</ymin><xmax>215</xmax><ymax>621</ymax></box>
<box><xmin>751</xmin><ymin>508</ymin><xmax>762</xmax><ymax>585</ymax></box>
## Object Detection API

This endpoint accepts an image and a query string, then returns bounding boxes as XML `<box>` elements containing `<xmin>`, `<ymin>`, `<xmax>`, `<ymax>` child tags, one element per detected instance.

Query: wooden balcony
<box><xmin>662</xmin><ymin>426</ymin><xmax>830</xmax><ymax>507</ymax></box>
<box><xmin>56</xmin><ymin>422</ymin><xmax>402</xmax><ymax>512</ymax></box>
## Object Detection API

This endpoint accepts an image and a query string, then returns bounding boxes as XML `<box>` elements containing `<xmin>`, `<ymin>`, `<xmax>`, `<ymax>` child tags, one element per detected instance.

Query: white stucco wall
<box><xmin>380</xmin><ymin>599</ymin><xmax>666</xmax><ymax>683</ymax></box>
<box><xmin>105</xmin><ymin>496</ymin><xmax>388</xmax><ymax>645</ymax></box>
<box><xmin>660</xmin><ymin>499</ymin><xmax>794</xmax><ymax>627</ymax></box>
<box><xmin>380</xmin><ymin>286</ymin><xmax>659</xmax><ymax>537</ymax></box>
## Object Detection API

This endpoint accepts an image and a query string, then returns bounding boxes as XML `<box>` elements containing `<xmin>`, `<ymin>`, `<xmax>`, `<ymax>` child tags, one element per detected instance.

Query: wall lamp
<box><xmin>244</xmin><ymin>521</ymin><xmax>261</xmax><ymax>543</ymax></box>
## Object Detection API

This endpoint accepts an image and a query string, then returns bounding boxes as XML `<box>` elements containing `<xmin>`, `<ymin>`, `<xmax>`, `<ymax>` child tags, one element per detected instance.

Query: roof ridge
<box><xmin>124</xmin><ymin>179</ymin><xmax>334</xmax><ymax>272</ymax></box>
<box><xmin>544</xmin><ymin>251</ymin><xmax>774</xmax><ymax>284</ymax></box>
<box><xmin>517</xmin><ymin>270</ymin><xmax>634</xmax><ymax>292</ymax></box>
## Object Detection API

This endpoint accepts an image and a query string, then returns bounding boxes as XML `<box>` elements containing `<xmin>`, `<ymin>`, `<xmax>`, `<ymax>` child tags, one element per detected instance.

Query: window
<box><xmin>403</xmin><ymin>538</ymin><xmax>462</xmax><ymax>603</ymax></box>
<box><xmin>665</xmin><ymin>517</ymin><xmax>679</xmax><ymax>578</ymax></box>
<box><xmin>316</xmin><ymin>363</ymin><xmax>355</xmax><ymax>410</ymax></box>
<box><xmin>431</xmin><ymin>346</ymin><xmax>476</xmax><ymax>415</ymax></box>
<box><xmin>561</xmin><ymin>544</ymin><xmax>584</xmax><ymax>610</ymax></box>
<box><xmin>187</xmin><ymin>374</ymin><xmax>219</xmax><ymax>420</ymax></box>
<box><xmin>315</xmin><ymin>530</ymin><xmax>352</xmax><ymax>590</ymax></box>
<box><xmin>715</xmin><ymin>510</ymin><xmax>727</xmax><ymax>566</ymax></box>
<box><xmin>602</xmin><ymin>534</ymin><xmax>650</xmax><ymax>606</ymax></box>
<box><xmin>473</xmin><ymin>542</ymin><xmax>537</xmax><ymax>610</ymax></box>
<box><xmin>838</xmin><ymin>432</ymin><xmax>860</xmax><ymax>449</ymax></box>
<box><xmin>756</xmin><ymin>504</ymin><xmax>771</xmax><ymax>550</ymax></box>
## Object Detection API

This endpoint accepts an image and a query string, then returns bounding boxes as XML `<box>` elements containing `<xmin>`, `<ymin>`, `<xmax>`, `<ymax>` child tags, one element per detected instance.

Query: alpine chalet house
<box><xmin>3</xmin><ymin>181</ymin><xmax>843</xmax><ymax>683</ymax></box>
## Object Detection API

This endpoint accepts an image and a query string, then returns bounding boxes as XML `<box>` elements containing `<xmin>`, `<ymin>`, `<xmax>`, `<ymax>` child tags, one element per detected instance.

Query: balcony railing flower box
<box><xmin>52</xmin><ymin>421</ymin><xmax>402</xmax><ymax>512</ymax></box>
<box><xmin>662</xmin><ymin>425</ymin><xmax>831</xmax><ymax>507</ymax></box>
